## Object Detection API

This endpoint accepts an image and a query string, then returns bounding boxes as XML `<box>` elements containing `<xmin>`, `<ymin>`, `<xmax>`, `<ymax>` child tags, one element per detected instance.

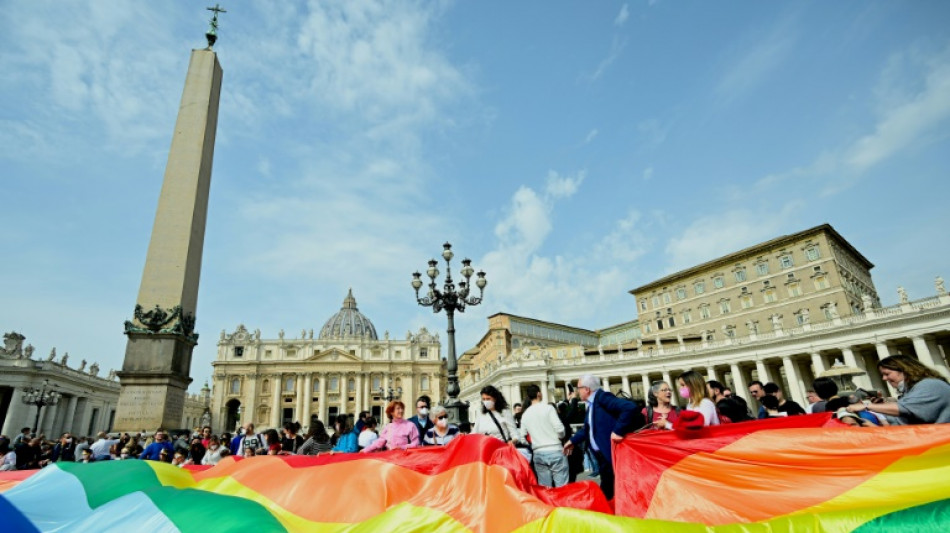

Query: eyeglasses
<box><xmin>437</xmin><ymin>415</ymin><xmax>448</xmax><ymax>420</ymax></box>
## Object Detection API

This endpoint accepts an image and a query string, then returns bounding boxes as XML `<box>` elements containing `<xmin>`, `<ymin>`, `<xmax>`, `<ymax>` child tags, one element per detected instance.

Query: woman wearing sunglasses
<box><xmin>423</xmin><ymin>405</ymin><xmax>460</xmax><ymax>446</ymax></box>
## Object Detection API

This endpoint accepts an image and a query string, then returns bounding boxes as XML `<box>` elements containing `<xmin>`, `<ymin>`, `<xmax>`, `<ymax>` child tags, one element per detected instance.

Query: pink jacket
<box><xmin>362</xmin><ymin>418</ymin><xmax>420</xmax><ymax>452</ymax></box>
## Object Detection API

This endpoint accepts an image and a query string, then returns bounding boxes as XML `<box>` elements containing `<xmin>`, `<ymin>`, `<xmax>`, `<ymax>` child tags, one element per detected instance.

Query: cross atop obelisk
<box><xmin>114</xmin><ymin>9</ymin><xmax>225</xmax><ymax>433</ymax></box>
<box><xmin>205</xmin><ymin>4</ymin><xmax>227</xmax><ymax>49</ymax></box>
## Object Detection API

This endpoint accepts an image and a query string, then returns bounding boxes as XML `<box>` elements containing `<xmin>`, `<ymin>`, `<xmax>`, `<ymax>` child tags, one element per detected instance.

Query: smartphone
<box><xmin>567</xmin><ymin>383</ymin><xmax>574</xmax><ymax>393</ymax></box>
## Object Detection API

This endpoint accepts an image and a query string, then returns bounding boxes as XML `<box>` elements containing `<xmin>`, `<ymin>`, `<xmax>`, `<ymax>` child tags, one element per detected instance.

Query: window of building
<box><xmin>795</xmin><ymin>312</ymin><xmax>807</xmax><ymax>325</ymax></box>
<box><xmin>764</xmin><ymin>288</ymin><xmax>777</xmax><ymax>303</ymax></box>
<box><xmin>676</xmin><ymin>287</ymin><xmax>687</xmax><ymax>300</ymax></box>
<box><xmin>694</xmin><ymin>281</ymin><xmax>705</xmax><ymax>294</ymax></box>
<box><xmin>724</xmin><ymin>326</ymin><xmax>736</xmax><ymax>338</ymax></box>
<box><xmin>421</xmin><ymin>376</ymin><xmax>430</xmax><ymax>390</ymax></box>
<box><xmin>372</xmin><ymin>376</ymin><xmax>381</xmax><ymax>390</ymax></box>
<box><xmin>805</xmin><ymin>246</ymin><xmax>820</xmax><ymax>261</ymax></box>
<box><xmin>644</xmin><ymin>323</ymin><xmax>652</xmax><ymax>333</ymax></box>
<box><xmin>814</xmin><ymin>276</ymin><xmax>829</xmax><ymax>290</ymax></box>
<box><xmin>756</xmin><ymin>262</ymin><xmax>769</xmax><ymax>276</ymax></box>
<box><xmin>682</xmin><ymin>310</ymin><xmax>692</xmax><ymax>324</ymax></box>
<box><xmin>719</xmin><ymin>299</ymin><xmax>731</xmax><ymax>314</ymax></box>
<box><xmin>780</xmin><ymin>254</ymin><xmax>794</xmax><ymax>269</ymax></box>
<box><xmin>229</xmin><ymin>378</ymin><xmax>240</xmax><ymax>395</ymax></box>
<box><xmin>699</xmin><ymin>305</ymin><xmax>711</xmax><ymax>319</ymax></box>
<box><xmin>265</xmin><ymin>350</ymin><xmax>273</xmax><ymax>358</ymax></box>
<box><xmin>788</xmin><ymin>282</ymin><xmax>802</xmax><ymax>297</ymax></box>
<box><xmin>419</xmin><ymin>348</ymin><xmax>428</xmax><ymax>359</ymax></box>
<box><xmin>714</xmin><ymin>276</ymin><xmax>725</xmax><ymax>289</ymax></box>
<box><xmin>312</xmin><ymin>379</ymin><xmax>320</xmax><ymax>393</ymax></box>
<box><xmin>234</xmin><ymin>346</ymin><xmax>244</xmax><ymax>358</ymax></box>
<box><xmin>822</xmin><ymin>306</ymin><xmax>833</xmax><ymax>320</ymax></box>
<box><xmin>330</xmin><ymin>377</ymin><xmax>339</xmax><ymax>391</ymax></box>
<box><xmin>284</xmin><ymin>376</ymin><xmax>295</xmax><ymax>392</ymax></box>
<box><xmin>262</xmin><ymin>379</ymin><xmax>270</xmax><ymax>394</ymax></box>
<box><xmin>735</xmin><ymin>269</ymin><xmax>747</xmax><ymax>282</ymax></box>
<box><xmin>741</xmin><ymin>295</ymin><xmax>754</xmax><ymax>309</ymax></box>
<box><xmin>652</xmin><ymin>295</ymin><xmax>660</xmax><ymax>307</ymax></box>
<box><xmin>640</xmin><ymin>300</ymin><xmax>647</xmax><ymax>311</ymax></box>
<box><xmin>655</xmin><ymin>319</ymin><xmax>664</xmax><ymax>331</ymax></box>
<box><xmin>394</xmin><ymin>350</ymin><xmax>402</xmax><ymax>359</ymax></box>
<box><xmin>663</xmin><ymin>292</ymin><xmax>672</xmax><ymax>304</ymax></box>
<box><xmin>347</xmin><ymin>378</ymin><xmax>355</xmax><ymax>392</ymax></box>
<box><xmin>667</xmin><ymin>317</ymin><xmax>675</xmax><ymax>328</ymax></box>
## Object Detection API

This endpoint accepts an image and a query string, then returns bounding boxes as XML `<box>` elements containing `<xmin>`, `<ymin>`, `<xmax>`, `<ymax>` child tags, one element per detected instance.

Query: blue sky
<box><xmin>2</xmin><ymin>1</ymin><xmax>949</xmax><ymax>392</ymax></box>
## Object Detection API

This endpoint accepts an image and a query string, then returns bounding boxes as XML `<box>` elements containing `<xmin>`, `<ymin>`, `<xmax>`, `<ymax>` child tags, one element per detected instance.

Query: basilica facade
<box><xmin>210</xmin><ymin>290</ymin><xmax>444</xmax><ymax>434</ymax></box>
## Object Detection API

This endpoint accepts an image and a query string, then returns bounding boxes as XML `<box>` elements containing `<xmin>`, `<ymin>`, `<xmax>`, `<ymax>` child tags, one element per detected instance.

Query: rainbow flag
<box><xmin>2</xmin><ymin>423</ymin><xmax>949</xmax><ymax>532</ymax></box>
<box><xmin>614</xmin><ymin>414</ymin><xmax>950</xmax><ymax>531</ymax></box>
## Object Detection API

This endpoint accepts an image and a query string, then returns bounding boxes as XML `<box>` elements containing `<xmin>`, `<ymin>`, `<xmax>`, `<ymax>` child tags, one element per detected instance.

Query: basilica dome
<box><xmin>319</xmin><ymin>289</ymin><xmax>378</xmax><ymax>340</ymax></box>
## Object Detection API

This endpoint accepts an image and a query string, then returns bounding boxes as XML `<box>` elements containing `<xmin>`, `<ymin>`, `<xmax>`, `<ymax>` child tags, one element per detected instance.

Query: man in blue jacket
<box><xmin>563</xmin><ymin>374</ymin><xmax>642</xmax><ymax>500</ymax></box>
<box><xmin>139</xmin><ymin>429</ymin><xmax>174</xmax><ymax>461</ymax></box>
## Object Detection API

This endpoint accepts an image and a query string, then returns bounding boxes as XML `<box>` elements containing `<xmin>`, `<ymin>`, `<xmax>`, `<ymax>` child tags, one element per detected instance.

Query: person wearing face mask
<box><xmin>408</xmin><ymin>395</ymin><xmax>434</xmax><ymax>445</ymax></box>
<box><xmin>676</xmin><ymin>371</ymin><xmax>720</xmax><ymax>427</ymax></box>
<box><xmin>423</xmin><ymin>405</ymin><xmax>459</xmax><ymax>446</ymax></box>
<box><xmin>202</xmin><ymin>435</ymin><xmax>227</xmax><ymax>465</ymax></box>
<box><xmin>847</xmin><ymin>355</ymin><xmax>950</xmax><ymax>424</ymax></box>
<box><xmin>472</xmin><ymin>385</ymin><xmax>522</xmax><ymax>446</ymax></box>
<box><xmin>642</xmin><ymin>381</ymin><xmax>681</xmax><ymax>430</ymax></box>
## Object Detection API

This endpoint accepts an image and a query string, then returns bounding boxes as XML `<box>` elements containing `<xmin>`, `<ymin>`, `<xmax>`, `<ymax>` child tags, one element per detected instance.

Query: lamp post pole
<box><xmin>377</xmin><ymin>387</ymin><xmax>403</xmax><ymax>403</ymax></box>
<box><xmin>412</xmin><ymin>242</ymin><xmax>486</xmax><ymax>425</ymax></box>
<box><xmin>22</xmin><ymin>379</ymin><xmax>62</xmax><ymax>435</ymax></box>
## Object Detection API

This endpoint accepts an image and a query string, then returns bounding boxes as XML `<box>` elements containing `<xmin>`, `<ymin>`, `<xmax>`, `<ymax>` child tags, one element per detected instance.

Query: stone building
<box><xmin>459</xmin><ymin>224</ymin><xmax>950</xmax><ymax>416</ymax></box>
<box><xmin>210</xmin><ymin>290</ymin><xmax>444</xmax><ymax>434</ymax></box>
<box><xmin>0</xmin><ymin>333</ymin><xmax>210</xmax><ymax>438</ymax></box>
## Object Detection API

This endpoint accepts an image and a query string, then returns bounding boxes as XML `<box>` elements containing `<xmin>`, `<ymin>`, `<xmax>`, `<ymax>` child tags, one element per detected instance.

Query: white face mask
<box><xmin>418</xmin><ymin>407</ymin><xmax>429</xmax><ymax>417</ymax></box>
<box><xmin>482</xmin><ymin>400</ymin><xmax>495</xmax><ymax>411</ymax></box>
<box><xmin>436</xmin><ymin>418</ymin><xmax>448</xmax><ymax>428</ymax></box>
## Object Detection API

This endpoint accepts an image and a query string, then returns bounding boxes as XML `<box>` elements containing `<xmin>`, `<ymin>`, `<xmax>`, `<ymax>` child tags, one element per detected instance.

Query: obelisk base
<box><xmin>113</xmin><ymin>333</ymin><xmax>195</xmax><ymax>433</ymax></box>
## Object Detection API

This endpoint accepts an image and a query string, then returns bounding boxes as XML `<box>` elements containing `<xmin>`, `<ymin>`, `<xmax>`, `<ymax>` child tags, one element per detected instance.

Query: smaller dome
<box><xmin>319</xmin><ymin>289</ymin><xmax>379</xmax><ymax>340</ymax></box>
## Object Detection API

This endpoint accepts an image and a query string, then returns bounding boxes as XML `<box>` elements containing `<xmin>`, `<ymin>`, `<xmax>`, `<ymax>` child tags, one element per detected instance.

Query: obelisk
<box><xmin>113</xmin><ymin>8</ymin><xmax>225</xmax><ymax>432</ymax></box>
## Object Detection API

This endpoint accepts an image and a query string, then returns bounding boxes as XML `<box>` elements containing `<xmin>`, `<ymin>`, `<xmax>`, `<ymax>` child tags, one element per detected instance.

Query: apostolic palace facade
<box><xmin>458</xmin><ymin>224</ymin><xmax>950</xmax><ymax>416</ymax></box>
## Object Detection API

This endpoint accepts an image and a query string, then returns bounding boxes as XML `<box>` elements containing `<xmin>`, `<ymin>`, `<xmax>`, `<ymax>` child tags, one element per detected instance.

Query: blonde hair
<box><xmin>678</xmin><ymin>370</ymin><xmax>709</xmax><ymax>408</ymax></box>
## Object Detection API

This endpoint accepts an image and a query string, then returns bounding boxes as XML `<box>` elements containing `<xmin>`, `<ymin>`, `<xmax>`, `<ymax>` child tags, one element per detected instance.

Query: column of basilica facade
<box><xmin>210</xmin><ymin>290</ymin><xmax>444</xmax><ymax>434</ymax></box>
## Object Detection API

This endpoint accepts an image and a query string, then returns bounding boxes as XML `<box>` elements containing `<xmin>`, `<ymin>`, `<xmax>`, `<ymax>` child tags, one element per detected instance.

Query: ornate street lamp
<box><xmin>376</xmin><ymin>386</ymin><xmax>403</xmax><ymax>403</ymax></box>
<box><xmin>21</xmin><ymin>379</ymin><xmax>61</xmax><ymax>435</ymax></box>
<box><xmin>412</xmin><ymin>242</ymin><xmax>486</xmax><ymax>424</ymax></box>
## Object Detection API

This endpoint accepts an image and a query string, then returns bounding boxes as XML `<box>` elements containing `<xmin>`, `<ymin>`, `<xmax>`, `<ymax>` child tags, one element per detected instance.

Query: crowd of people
<box><xmin>2</xmin><ymin>354</ymin><xmax>947</xmax><ymax>502</ymax></box>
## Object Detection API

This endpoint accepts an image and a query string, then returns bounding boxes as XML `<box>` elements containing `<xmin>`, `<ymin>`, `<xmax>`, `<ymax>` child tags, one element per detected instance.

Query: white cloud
<box><xmin>642</xmin><ymin>166</ymin><xmax>654</xmax><ymax>181</ymax></box>
<box><xmin>615</xmin><ymin>4</ymin><xmax>630</xmax><ymax>27</ymax></box>
<box><xmin>715</xmin><ymin>20</ymin><xmax>796</xmax><ymax>101</ymax></box>
<box><xmin>476</xmin><ymin>173</ymin><xmax>649</xmax><ymax>331</ymax></box>
<box><xmin>845</xmin><ymin>49</ymin><xmax>950</xmax><ymax>174</ymax></box>
<box><xmin>750</xmin><ymin>43</ymin><xmax>950</xmax><ymax>196</ymax></box>
<box><xmin>584</xmin><ymin>129</ymin><xmax>599</xmax><ymax>143</ymax></box>
<box><xmin>545</xmin><ymin>170</ymin><xmax>585</xmax><ymax>199</ymax></box>
<box><xmin>588</xmin><ymin>35</ymin><xmax>627</xmax><ymax>82</ymax></box>
<box><xmin>664</xmin><ymin>207</ymin><xmax>798</xmax><ymax>273</ymax></box>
